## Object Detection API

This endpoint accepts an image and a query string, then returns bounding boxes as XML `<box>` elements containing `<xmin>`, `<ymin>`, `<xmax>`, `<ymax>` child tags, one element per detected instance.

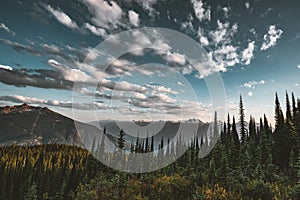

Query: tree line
<box><xmin>1</xmin><ymin>91</ymin><xmax>300</xmax><ymax>199</ymax></box>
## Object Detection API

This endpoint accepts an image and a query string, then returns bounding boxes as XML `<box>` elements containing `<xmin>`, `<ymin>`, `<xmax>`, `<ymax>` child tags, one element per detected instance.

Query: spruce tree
<box><xmin>239</xmin><ymin>95</ymin><xmax>247</xmax><ymax>144</ymax></box>
<box><xmin>117</xmin><ymin>129</ymin><xmax>125</xmax><ymax>150</ymax></box>
<box><xmin>273</xmin><ymin>93</ymin><xmax>290</xmax><ymax>169</ymax></box>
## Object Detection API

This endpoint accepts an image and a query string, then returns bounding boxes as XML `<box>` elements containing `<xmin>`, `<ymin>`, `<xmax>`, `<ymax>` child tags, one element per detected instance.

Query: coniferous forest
<box><xmin>2</xmin><ymin>92</ymin><xmax>300</xmax><ymax>200</ymax></box>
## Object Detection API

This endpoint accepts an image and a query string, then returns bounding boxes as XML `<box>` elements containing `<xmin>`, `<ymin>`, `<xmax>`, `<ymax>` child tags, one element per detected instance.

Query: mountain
<box><xmin>91</xmin><ymin>120</ymin><xmax>210</xmax><ymax>150</ymax></box>
<box><xmin>0</xmin><ymin>103</ymin><xmax>110</xmax><ymax>148</ymax></box>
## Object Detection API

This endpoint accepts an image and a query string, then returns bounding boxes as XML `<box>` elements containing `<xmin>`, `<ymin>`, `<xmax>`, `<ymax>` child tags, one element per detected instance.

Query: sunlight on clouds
<box><xmin>45</xmin><ymin>5</ymin><xmax>79</xmax><ymax>30</ymax></box>
<box><xmin>128</xmin><ymin>10</ymin><xmax>139</xmax><ymax>27</ymax></box>
<box><xmin>81</xmin><ymin>0</ymin><xmax>122</xmax><ymax>29</ymax></box>
<box><xmin>0</xmin><ymin>64</ymin><xmax>13</xmax><ymax>71</ymax></box>
<box><xmin>242</xmin><ymin>80</ymin><xmax>265</xmax><ymax>89</ymax></box>
<box><xmin>261</xmin><ymin>25</ymin><xmax>283</xmax><ymax>51</ymax></box>
<box><xmin>191</xmin><ymin>0</ymin><xmax>211</xmax><ymax>22</ymax></box>
<box><xmin>242</xmin><ymin>41</ymin><xmax>255</xmax><ymax>65</ymax></box>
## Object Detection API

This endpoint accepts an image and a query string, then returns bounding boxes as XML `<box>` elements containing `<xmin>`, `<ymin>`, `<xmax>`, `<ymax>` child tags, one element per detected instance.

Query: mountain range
<box><xmin>0</xmin><ymin>103</ymin><xmax>107</xmax><ymax>147</ymax></box>
<box><xmin>1</xmin><ymin>104</ymin><xmax>258</xmax><ymax>150</ymax></box>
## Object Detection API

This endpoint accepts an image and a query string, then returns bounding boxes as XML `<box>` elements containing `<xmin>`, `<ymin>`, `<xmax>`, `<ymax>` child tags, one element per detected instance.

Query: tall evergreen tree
<box><xmin>292</xmin><ymin>92</ymin><xmax>297</xmax><ymax>122</ymax></box>
<box><xmin>273</xmin><ymin>93</ymin><xmax>291</xmax><ymax>169</ymax></box>
<box><xmin>239</xmin><ymin>95</ymin><xmax>247</xmax><ymax>143</ymax></box>
<box><xmin>117</xmin><ymin>129</ymin><xmax>125</xmax><ymax>151</ymax></box>
<box><xmin>286</xmin><ymin>91</ymin><xmax>293</xmax><ymax>122</ymax></box>
<box><xmin>212</xmin><ymin>111</ymin><xmax>219</xmax><ymax>145</ymax></box>
<box><xmin>232</xmin><ymin>116</ymin><xmax>239</xmax><ymax>149</ymax></box>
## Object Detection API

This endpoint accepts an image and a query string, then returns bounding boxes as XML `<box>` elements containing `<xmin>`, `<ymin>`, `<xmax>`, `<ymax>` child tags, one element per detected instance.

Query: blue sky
<box><xmin>0</xmin><ymin>0</ymin><xmax>300</xmax><ymax>124</ymax></box>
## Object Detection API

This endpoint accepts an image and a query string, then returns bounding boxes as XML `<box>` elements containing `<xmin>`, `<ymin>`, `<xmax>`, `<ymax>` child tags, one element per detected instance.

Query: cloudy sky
<box><xmin>0</xmin><ymin>0</ymin><xmax>300</xmax><ymax>124</ymax></box>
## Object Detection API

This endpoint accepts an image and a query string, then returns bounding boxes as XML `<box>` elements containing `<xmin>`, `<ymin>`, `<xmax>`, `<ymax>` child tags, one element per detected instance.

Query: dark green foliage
<box><xmin>2</xmin><ymin>91</ymin><xmax>300</xmax><ymax>199</ymax></box>
<box><xmin>239</xmin><ymin>95</ymin><xmax>247</xmax><ymax>144</ymax></box>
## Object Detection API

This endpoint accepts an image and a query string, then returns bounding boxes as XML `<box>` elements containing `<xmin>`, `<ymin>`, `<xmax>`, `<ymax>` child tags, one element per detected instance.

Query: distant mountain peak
<box><xmin>0</xmin><ymin>103</ymin><xmax>35</xmax><ymax>114</ymax></box>
<box><xmin>0</xmin><ymin>103</ymin><xmax>109</xmax><ymax>147</ymax></box>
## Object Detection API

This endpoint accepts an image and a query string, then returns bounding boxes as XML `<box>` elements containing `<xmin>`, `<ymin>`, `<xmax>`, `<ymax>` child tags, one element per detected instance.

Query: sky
<box><xmin>0</xmin><ymin>0</ymin><xmax>300</xmax><ymax>124</ymax></box>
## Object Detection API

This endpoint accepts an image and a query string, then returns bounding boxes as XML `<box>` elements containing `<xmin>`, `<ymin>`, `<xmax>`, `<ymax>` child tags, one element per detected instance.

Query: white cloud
<box><xmin>99</xmin><ymin>79</ymin><xmax>147</xmax><ymax>93</ymax></box>
<box><xmin>297</xmin><ymin>64</ymin><xmax>300</xmax><ymax>69</ymax></box>
<box><xmin>213</xmin><ymin>45</ymin><xmax>239</xmax><ymax>68</ymax></box>
<box><xmin>199</xmin><ymin>36</ymin><xmax>209</xmax><ymax>46</ymax></box>
<box><xmin>42</xmin><ymin>44</ymin><xmax>61</xmax><ymax>54</ymax></box>
<box><xmin>127</xmin><ymin>29</ymin><xmax>172</xmax><ymax>56</ymax></box>
<box><xmin>0</xmin><ymin>64</ymin><xmax>13</xmax><ymax>71</ymax></box>
<box><xmin>197</xmin><ymin>28</ymin><xmax>209</xmax><ymax>46</ymax></box>
<box><xmin>245</xmin><ymin>2</ymin><xmax>250</xmax><ymax>10</ymax></box>
<box><xmin>81</xmin><ymin>0</ymin><xmax>122</xmax><ymax>29</ymax></box>
<box><xmin>0</xmin><ymin>95</ymin><xmax>109</xmax><ymax>110</ymax></box>
<box><xmin>84</xmin><ymin>23</ymin><xmax>107</xmax><ymax>37</ymax></box>
<box><xmin>146</xmin><ymin>84</ymin><xmax>178</xmax><ymax>95</ymax></box>
<box><xmin>177</xmin><ymin>81</ymin><xmax>184</xmax><ymax>86</ymax></box>
<box><xmin>133</xmin><ymin>0</ymin><xmax>158</xmax><ymax>17</ymax></box>
<box><xmin>191</xmin><ymin>0</ymin><xmax>211</xmax><ymax>22</ymax></box>
<box><xmin>45</xmin><ymin>5</ymin><xmax>79</xmax><ymax>30</ymax></box>
<box><xmin>243</xmin><ymin>80</ymin><xmax>265</xmax><ymax>88</ymax></box>
<box><xmin>0</xmin><ymin>23</ymin><xmax>15</xmax><ymax>36</ymax></box>
<box><xmin>165</xmin><ymin>52</ymin><xmax>186</xmax><ymax>65</ymax></box>
<box><xmin>209</xmin><ymin>20</ymin><xmax>237</xmax><ymax>45</ymax></box>
<box><xmin>259</xmin><ymin>80</ymin><xmax>265</xmax><ymax>84</ymax></box>
<box><xmin>242</xmin><ymin>41</ymin><xmax>255</xmax><ymax>65</ymax></box>
<box><xmin>128</xmin><ymin>10</ymin><xmax>139</xmax><ymax>27</ymax></box>
<box><xmin>261</xmin><ymin>25</ymin><xmax>283</xmax><ymax>51</ymax></box>
<box><xmin>248</xmin><ymin>91</ymin><xmax>253</xmax><ymax>96</ymax></box>
<box><xmin>48</xmin><ymin>59</ymin><xmax>92</xmax><ymax>82</ymax></box>
<box><xmin>223</xmin><ymin>7</ymin><xmax>229</xmax><ymax>18</ymax></box>
<box><xmin>10</xmin><ymin>95</ymin><xmax>47</xmax><ymax>104</ymax></box>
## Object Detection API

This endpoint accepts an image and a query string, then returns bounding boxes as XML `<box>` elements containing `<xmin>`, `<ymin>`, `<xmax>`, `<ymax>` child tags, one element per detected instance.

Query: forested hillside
<box><xmin>1</xmin><ymin>92</ymin><xmax>300</xmax><ymax>199</ymax></box>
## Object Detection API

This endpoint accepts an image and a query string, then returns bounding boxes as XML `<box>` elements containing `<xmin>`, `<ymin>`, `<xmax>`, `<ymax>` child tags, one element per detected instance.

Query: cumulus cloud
<box><xmin>177</xmin><ymin>81</ymin><xmax>184</xmax><ymax>86</ymax></box>
<box><xmin>197</xmin><ymin>28</ymin><xmax>209</xmax><ymax>46</ymax></box>
<box><xmin>48</xmin><ymin>59</ymin><xmax>92</xmax><ymax>82</ymax></box>
<box><xmin>99</xmin><ymin>79</ymin><xmax>147</xmax><ymax>93</ymax></box>
<box><xmin>214</xmin><ymin>45</ymin><xmax>239</xmax><ymax>67</ymax></box>
<box><xmin>191</xmin><ymin>0</ymin><xmax>211</xmax><ymax>22</ymax></box>
<box><xmin>0</xmin><ymin>64</ymin><xmax>13</xmax><ymax>71</ymax></box>
<box><xmin>0</xmin><ymin>23</ymin><xmax>15</xmax><ymax>36</ymax></box>
<box><xmin>245</xmin><ymin>2</ymin><xmax>250</xmax><ymax>10</ymax></box>
<box><xmin>126</xmin><ymin>29</ymin><xmax>172</xmax><ymax>56</ymax></box>
<box><xmin>84</xmin><ymin>23</ymin><xmax>107</xmax><ymax>38</ymax></box>
<box><xmin>133</xmin><ymin>0</ymin><xmax>158</xmax><ymax>17</ymax></box>
<box><xmin>165</xmin><ymin>52</ymin><xmax>186</xmax><ymax>65</ymax></box>
<box><xmin>248</xmin><ymin>91</ymin><xmax>253</xmax><ymax>96</ymax></box>
<box><xmin>199</xmin><ymin>35</ymin><xmax>209</xmax><ymax>46</ymax></box>
<box><xmin>45</xmin><ymin>5</ymin><xmax>79</xmax><ymax>30</ymax></box>
<box><xmin>128</xmin><ymin>10</ymin><xmax>139</xmax><ymax>27</ymax></box>
<box><xmin>261</xmin><ymin>25</ymin><xmax>283</xmax><ymax>51</ymax></box>
<box><xmin>242</xmin><ymin>80</ymin><xmax>265</xmax><ymax>89</ymax></box>
<box><xmin>210</xmin><ymin>20</ymin><xmax>238</xmax><ymax>45</ymax></box>
<box><xmin>242</xmin><ymin>41</ymin><xmax>255</xmax><ymax>65</ymax></box>
<box><xmin>42</xmin><ymin>44</ymin><xmax>62</xmax><ymax>55</ymax></box>
<box><xmin>81</xmin><ymin>0</ymin><xmax>122</xmax><ymax>29</ymax></box>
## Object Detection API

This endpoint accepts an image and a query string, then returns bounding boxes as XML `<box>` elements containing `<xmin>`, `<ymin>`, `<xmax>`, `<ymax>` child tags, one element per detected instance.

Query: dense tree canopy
<box><xmin>1</xmin><ymin>92</ymin><xmax>300</xmax><ymax>199</ymax></box>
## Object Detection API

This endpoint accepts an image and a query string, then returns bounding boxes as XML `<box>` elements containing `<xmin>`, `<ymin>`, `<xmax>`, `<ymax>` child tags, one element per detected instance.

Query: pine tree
<box><xmin>232</xmin><ymin>116</ymin><xmax>239</xmax><ymax>149</ymax></box>
<box><xmin>117</xmin><ymin>129</ymin><xmax>125</xmax><ymax>150</ymax></box>
<box><xmin>212</xmin><ymin>111</ymin><xmax>219</xmax><ymax>145</ymax></box>
<box><xmin>273</xmin><ymin>93</ymin><xmax>291</xmax><ymax>169</ymax></box>
<box><xmin>239</xmin><ymin>95</ymin><xmax>247</xmax><ymax>144</ymax></box>
<box><xmin>249</xmin><ymin>115</ymin><xmax>256</xmax><ymax>141</ymax></box>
